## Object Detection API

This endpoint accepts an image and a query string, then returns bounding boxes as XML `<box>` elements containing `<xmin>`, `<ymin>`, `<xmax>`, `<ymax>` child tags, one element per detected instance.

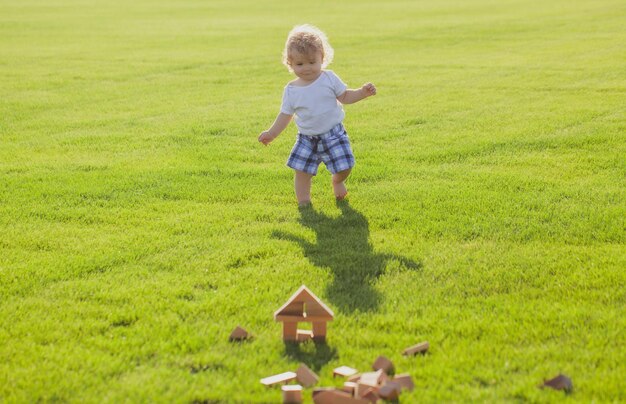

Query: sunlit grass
<box><xmin>1</xmin><ymin>0</ymin><xmax>625</xmax><ymax>402</ymax></box>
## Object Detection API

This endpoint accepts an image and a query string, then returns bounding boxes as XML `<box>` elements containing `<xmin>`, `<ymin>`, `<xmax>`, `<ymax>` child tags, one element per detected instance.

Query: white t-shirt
<box><xmin>280</xmin><ymin>70</ymin><xmax>348</xmax><ymax>135</ymax></box>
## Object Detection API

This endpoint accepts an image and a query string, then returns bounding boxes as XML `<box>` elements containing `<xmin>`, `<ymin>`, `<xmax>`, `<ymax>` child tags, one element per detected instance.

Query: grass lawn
<box><xmin>1</xmin><ymin>0</ymin><xmax>625</xmax><ymax>402</ymax></box>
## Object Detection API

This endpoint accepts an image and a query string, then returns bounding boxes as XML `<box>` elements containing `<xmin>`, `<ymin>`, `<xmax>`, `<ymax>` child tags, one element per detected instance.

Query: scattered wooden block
<box><xmin>296</xmin><ymin>363</ymin><xmax>319</xmax><ymax>388</ymax></box>
<box><xmin>378</xmin><ymin>381</ymin><xmax>401</xmax><ymax>400</ymax></box>
<box><xmin>282</xmin><ymin>384</ymin><xmax>303</xmax><ymax>404</ymax></box>
<box><xmin>343</xmin><ymin>396</ymin><xmax>369</xmax><ymax>404</ymax></box>
<box><xmin>361</xmin><ymin>388</ymin><xmax>379</xmax><ymax>403</ymax></box>
<box><xmin>333</xmin><ymin>365</ymin><xmax>358</xmax><ymax>378</ymax></box>
<box><xmin>393</xmin><ymin>373</ymin><xmax>415</xmax><ymax>391</ymax></box>
<box><xmin>403</xmin><ymin>341</ymin><xmax>429</xmax><ymax>356</ymax></box>
<box><xmin>347</xmin><ymin>373</ymin><xmax>362</xmax><ymax>383</ymax></box>
<box><xmin>372</xmin><ymin>355</ymin><xmax>394</xmax><ymax>374</ymax></box>
<box><xmin>296</xmin><ymin>329</ymin><xmax>313</xmax><ymax>342</ymax></box>
<box><xmin>313</xmin><ymin>389</ymin><xmax>368</xmax><ymax>404</ymax></box>
<box><xmin>356</xmin><ymin>382</ymin><xmax>377</xmax><ymax>399</ymax></box>
<box><xmin>340</xmin><ymin>394</ymin><xmax>370</xmax><ymax>403</ymax></box>
<box><xmin>228</xmin><ymin>325</ymin><xmax>249</xmax><ymax>341</ymax></box>
<box><xmin>312</xmin><ymin>387</ymin><xmax>336</xmax><ymax>397</ymax></box>
<box><xmin>312</xmin><ymin>388</ymin><xmax>341</xmax><ymax>404</ymax></box>
<box><xmin>541</xmin><ymin>374</ymin><xmax>573</xmax><ymax>392</ymax></box>
<box><xmin>359</xmin><ymin>369</ymin><xmax>386</xmax><ymax>386</ymax></box>
<box><xmin>342</xmin><ymin>381</ymin><xmax>357</xmax><ymax>395</ymax></box>
<box><xmin>312</xmin><ymin>390</ymin><xmax>334</xmax><ymax>404</ymax></box>
<box><xmin>260</xmin><ymin>371</ymin><xmax>297</xmax><ymax>387</ymax></box>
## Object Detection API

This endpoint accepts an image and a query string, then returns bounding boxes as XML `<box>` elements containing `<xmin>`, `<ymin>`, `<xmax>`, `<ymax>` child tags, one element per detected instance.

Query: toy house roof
<box><xmin>274</xmin><ymin>285</ymin><xmax>334</xmax><ymax>321</ymax></box>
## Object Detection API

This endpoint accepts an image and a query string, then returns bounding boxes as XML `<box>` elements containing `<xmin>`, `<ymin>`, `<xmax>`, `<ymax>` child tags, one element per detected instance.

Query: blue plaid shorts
<box><xmin>286</xmin><ymin>123</ymin><xmax>356</xmax><ymax>175</ymax></box>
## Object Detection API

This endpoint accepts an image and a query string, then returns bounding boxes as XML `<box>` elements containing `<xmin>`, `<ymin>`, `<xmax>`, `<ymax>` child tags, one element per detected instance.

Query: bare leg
<box><xmin>294</xmin><ymin>170</ymin><xmax>313</xmax><ymax>205</ymax></box>
<box><xmin>332</xmin><ymin>168</ymin><xmax>351</xmax><ymax>199</ymax></box>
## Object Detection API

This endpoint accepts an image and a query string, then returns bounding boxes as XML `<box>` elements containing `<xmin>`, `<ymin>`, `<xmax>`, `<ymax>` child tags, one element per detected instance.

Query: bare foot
<box><xmin>333</xmin><ymin>181</ymin><xmax>348</xmax><ymax>200</ymax></box>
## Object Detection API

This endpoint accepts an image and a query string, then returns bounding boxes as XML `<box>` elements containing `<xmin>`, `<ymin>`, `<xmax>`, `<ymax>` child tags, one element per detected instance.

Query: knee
<box><xmin>332</xmin><ymin>169</ymin><xmax>351</xmax><ymax>183</ymax></box>
<box><xmin>295</xmin><ymin>170</ymin><xmax>313</xmax><ymax>179</ymax></box>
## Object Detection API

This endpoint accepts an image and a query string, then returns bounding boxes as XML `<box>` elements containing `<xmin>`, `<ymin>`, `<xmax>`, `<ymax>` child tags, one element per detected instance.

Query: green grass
<box><xmin>1</xmin><ymin>0</ymin><xmax>625</xmax><ymax>402</ymax></box>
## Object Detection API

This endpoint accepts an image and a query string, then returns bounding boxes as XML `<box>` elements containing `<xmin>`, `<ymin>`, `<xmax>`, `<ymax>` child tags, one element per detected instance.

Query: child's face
<box><xmin>289</xmin><ymin>49</ymin><xmax>323</xmax><ymax>82</ymax></box>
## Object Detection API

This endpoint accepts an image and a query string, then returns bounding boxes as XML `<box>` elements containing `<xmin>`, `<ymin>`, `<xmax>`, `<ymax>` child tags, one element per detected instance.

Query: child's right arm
<box><xmin>258</xmin><ymin>113</ymin><xmax>292</xmax><ymax>145</ymax></box>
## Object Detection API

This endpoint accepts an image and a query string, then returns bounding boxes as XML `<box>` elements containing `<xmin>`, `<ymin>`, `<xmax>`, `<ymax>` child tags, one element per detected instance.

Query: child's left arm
<box><xmin>337</xmin><ymin>83</ymin><xmax>377</xmax><ymax>105</ymax></box>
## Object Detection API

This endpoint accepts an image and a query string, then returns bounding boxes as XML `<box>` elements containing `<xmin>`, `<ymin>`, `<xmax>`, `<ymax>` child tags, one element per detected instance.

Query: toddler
<box><xmin>258</xmin><ymin>24</ymin><xmax>376</xmax><ymax>206</ymax></box>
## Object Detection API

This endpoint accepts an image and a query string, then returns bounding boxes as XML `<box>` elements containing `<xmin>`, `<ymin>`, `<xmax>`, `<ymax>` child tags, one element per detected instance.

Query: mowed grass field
<box><xmin>1</xmin><ymin>0</ymin><xmax>625</xmax><ymax>402</ymax></box>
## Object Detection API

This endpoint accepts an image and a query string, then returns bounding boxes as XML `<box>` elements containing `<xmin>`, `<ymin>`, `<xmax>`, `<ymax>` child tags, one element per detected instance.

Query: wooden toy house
<box><xmin>274</xmin><ymin>285</ymin><xmax>334</xmax><ymax>342</ymax></box>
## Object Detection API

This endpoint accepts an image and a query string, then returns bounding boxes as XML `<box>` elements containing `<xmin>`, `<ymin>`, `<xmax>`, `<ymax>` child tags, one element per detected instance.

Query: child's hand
<box><xmin>362</xmin><ymin>83</ymin><xmax>377</xmax><ymax>97</ymax></box>
<box><xmin>258</xmin><ymin>130</ymin><xmax>277</xmax><ymax>145</ymax></box>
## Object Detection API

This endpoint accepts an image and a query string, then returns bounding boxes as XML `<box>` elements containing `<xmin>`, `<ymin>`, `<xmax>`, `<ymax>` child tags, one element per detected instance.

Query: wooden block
<box><xmin>393</xmin><ymin>373</ymin><xmax>415</xmax><ymax>391</ymax></box>
<box><xmin>342</xmin><ymin>381</ymin><xmax>357</xmax><ymax>395</ymax></box>
<box><xmin>333</xmin><ymin>365</ymin><xmax>358</xmax><ymax>378</ymax></box>
<box><xmin>260</xmin><ymin>371</ymin><xmax>297</xmax><ymax>386</ymax></box>
<box><xmin>282</xmin><ymin>384</ymin><xmax>303</xmax><ymax>404</ymax></box>
<box><xmin>305</xmin><ymin>302</ymin><xmax>330</xmax><ymax>317</ymax></box>
<box><xmin>276</xmin><ymin>314</ymin><xmax>332</xmax><ymax>322</ymax></box>
<box><xmin>378</xmin><ymin>382</ymin><xmax>401</xmax><ymax>400</ymax></box>
<box><xmin>542</xmin><ymin>374</ymin><xmax>573</xmax><ymax>392</ymax></box>
<box><xmin>228</xmin><ymin>325</ymin><xmax>249</xmax><ymax>341</ymax></box>
<box><xmin>403</xmin><ymin>341</ymin><xmax>429</xmax><ymax>356</ymax></box>
<box><xmin>361</xmin><ymin>389</ymin><xmax>379</xmax><ymax>403</ymax></box>
<box><xmin>296</xmin><ymin>329</ymin><xmax>313</xmax><ymax>342</ymax></box>
<box><xmin>274</xmin><ymin>285</ymin><xmax>334</xmax><ymax>320</ymax></box>
<box><xmin>283</xmin><ymin>322</ymin><xmax>298</xmax><ymax>341</ymax></box>
<box><xmin>312</xmin><ymin>321</ymin><xmax>327</xmax><ymax>341</ymax></box>
<box><xmin>335</xmin><ymin>393</ymin><xmax>369</xmax><ymax>404</ymax></box>
<box><xmin>372</xmin><ymin>355</ymin><xmax>394</xmax><ymax>374</ymax></box>
<box><xmin>313</xmin><ymin>389</ymin><xmax>367</xmax><ymax>404</ymax></box>
<box><xmin>356</xmin><ymin>382</ymin><xmax>378</xmax><ymax>398</ymax></box>
<box><xmin>295</xmin><ymin>363</ymin><xmax>319</xmax><ymax>387</ymax></box>
<box><xmin>280</xmin><ymin>301</ymin><xmax>304</xmax><ymax>316</ymax></box>
<box><xmin>347</xmin><ymin>373</ymin><xmax>362</xmax><ymax>383</ymax></box>
<box><xmin>312</xmin><ymin>389</ymin><xmax>338</xmax><ymax>404</ymax></box>
<box><xmin>359</xmin><ymin>369</ymin><xmax>386</xmax><ymax>386</ymax></box>
<box><xmin>312</xmin><ymin>387</ymin><xmax>336</xmax><ymax>397</ymax></box>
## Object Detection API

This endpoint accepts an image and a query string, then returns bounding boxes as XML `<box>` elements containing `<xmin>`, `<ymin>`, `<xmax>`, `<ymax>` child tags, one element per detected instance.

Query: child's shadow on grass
<box><xmin>272</xmin><ymin>200</ymin><xmax>421</xmax><ymax>313</ymax></box>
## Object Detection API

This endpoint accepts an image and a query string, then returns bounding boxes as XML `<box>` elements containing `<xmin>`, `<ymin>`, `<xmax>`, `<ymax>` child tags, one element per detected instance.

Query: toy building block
<box><xmin>356</xmin><ymin>382</ymin><xmax>377</xmax><ymax>399</ymax></box>
<box><xmin>313</xmin><ymin>389</ymin><xmax>368</xmax><ymax>404</ymax></box>
<box><xmin>361</xmin><ymin>388</ymin><xmax>379</xmax><ymax>403</ymax></box>
<box><xmin>275</xmin><ymin>285</ymin><xmax>334</xmax><ymax>342</ymax></box>
<box><xmin>282</xmin><ymin>384</ymin><xmax>303</xmax><ymax>404</ymax></box>
<box><xmin>312</xmin><ymin>387</ymin><xmax>335</xmax><ymax>395</ymax></box>
<box><xmin>333</xmin><ymin>365</ymin><xmax>358</xmax><ymax>378</ymax></box>
<box><xmin>342</xmin><ymin>381</ymin><xmax>357</xmax><ymax>395</ymax></box>
<box><xmin>356</xmin><ymin>371</ymin><xmax>385</xmax><ymax>398</ymax></box>
<box><xmin>403</xmin><ymin>341</ymin><xmax>429</xmax><ymax>356</ymax></box>
<box><xmin>312</xmin><ymin>388</ymin><xmax>339</xmax><ymax>404</ymax></box>
<box><xmin>282</xmin><ymin>321</ymin><xmax>298</xmax><ymax>341</ymax></box>
<box><xmin>312</xmin><ymin>321</ymin><xmax>327</xmax><ymax>342</ymax></box>
<box><xmin>359</xmin><ymin>369</ymin><xmax>386</xmax><ymax>387</ymax></box>
<box><xmin>228</xmin><ymin>325</ymin><xmax>249</xmax><ymax>341</ymax></box>
<box><xmin>372</xmin><ymin>355</ymin><xmax>394</xmax><ymax>374</ymax></box>
<box><xmin>378</xmin><ymin>381</ymin><xmax>401</xmax><ymax>400</ymax></box>
<box><xmin>260</xmin><ymin>371</ymin><xmax>297</xmax><ymax>387</ymax></box>
<box><xmin>541</xmin><ymin>374</ymin><xmax>573</xmax><ymax>392</ymax></box>
<box><xmin>296</xmin><ymin>363</ymin><xmax>319</xmax><ymax>388</ymax></box>
<box><xmin>347</xmin><ymin>373</ymin><xmax>362</xmax><ymax>383</ymax></box>
<box><xmin>296</xmin><ymin>329</ymin><xmax>313</xmax><ymax>342</ymax></box>
<box><xmin>356</xmin><ymin>370</ymin><xmax>387</xmax><ymax>398</ymax></box>
<box><xmin>312</xmin><ymin>387</ymin><xmax>335</xmax><ymax>396</ymax></box>
<box><xmin>336</xmin><ymin>394</ymin><xmax>369</xmax><ymax>404</ymax></box>
<box><xmin>393</xmin><ymin>373</ymin><xmax>415</xmax><ymax>391</ymax></box>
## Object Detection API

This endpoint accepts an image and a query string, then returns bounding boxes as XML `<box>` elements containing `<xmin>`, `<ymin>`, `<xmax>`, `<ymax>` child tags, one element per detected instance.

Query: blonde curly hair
<box><xmin>282</xmin><ymin>24</ymin><xmax>334</xmax><ymax>73</ymax></box>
